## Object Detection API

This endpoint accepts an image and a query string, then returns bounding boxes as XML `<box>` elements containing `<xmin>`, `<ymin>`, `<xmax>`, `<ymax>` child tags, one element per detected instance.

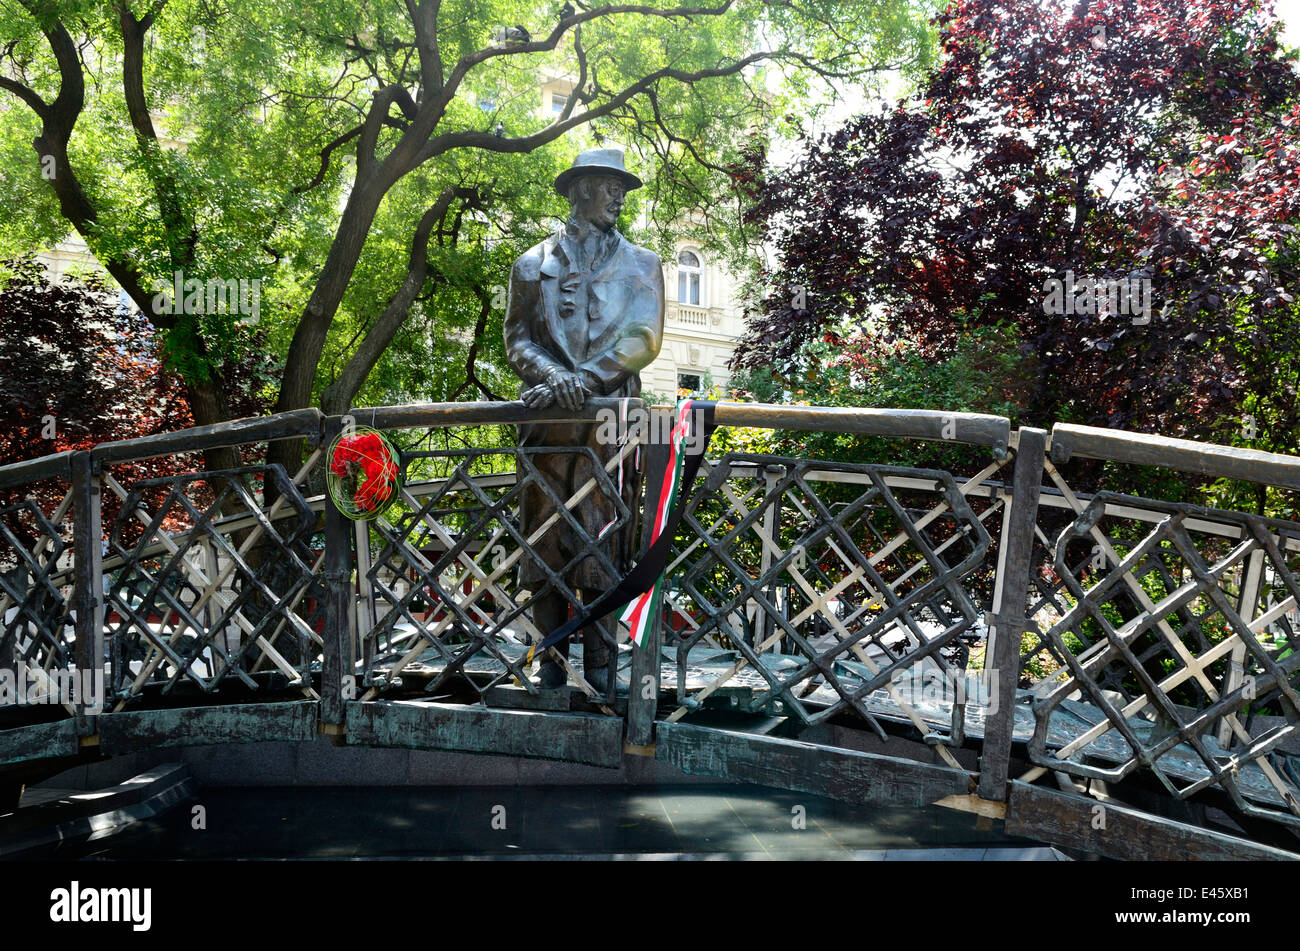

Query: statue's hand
<box><xmin>546</xmin><ymin>369</ymin><xmax>589</xmax><ymax>411</ymax></box>
<box><xmin>521</xmin><ymin>382</ymin><xmax>556</xmax><ymax>409</ymax></box>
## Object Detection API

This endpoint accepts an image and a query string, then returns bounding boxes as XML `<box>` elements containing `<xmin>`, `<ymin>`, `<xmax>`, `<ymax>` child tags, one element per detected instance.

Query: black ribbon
<box><xmin>533</xmin><ymin>400</ymin><xmax>717</xmax><ymax>655</ymax></box>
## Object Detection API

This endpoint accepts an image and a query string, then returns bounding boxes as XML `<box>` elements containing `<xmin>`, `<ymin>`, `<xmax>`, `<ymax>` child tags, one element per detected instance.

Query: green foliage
<box><xmin>717</xmin><ymin>320</ymin><xmax>1036</xmax><ymax>474</ymax></box>
<box><xmin>0</xmin><ymin>0</ymin><xmax>941</xmax><ymax>425</ymax></box>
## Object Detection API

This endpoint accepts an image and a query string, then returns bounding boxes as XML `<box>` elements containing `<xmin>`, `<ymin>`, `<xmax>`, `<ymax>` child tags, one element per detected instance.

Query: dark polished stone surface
<box><xmin>9</xmin><ymin>782</ymin><xmax>1060</xmax><ymax>860</ymax></box>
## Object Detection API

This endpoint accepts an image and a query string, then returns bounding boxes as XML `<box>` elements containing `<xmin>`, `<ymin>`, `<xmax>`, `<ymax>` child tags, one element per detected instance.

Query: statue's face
<box><xmin>570</xmin><ymin>175</ymin><xmax>626</xmax><ymax>231</ymax></box>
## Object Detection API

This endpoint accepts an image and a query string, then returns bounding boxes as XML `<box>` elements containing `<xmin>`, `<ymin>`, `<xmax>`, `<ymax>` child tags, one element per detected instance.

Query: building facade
<box><xmin>640</xmin><ymin>241</ymin><xmax>746</xmax><ymax>399</ymax></box>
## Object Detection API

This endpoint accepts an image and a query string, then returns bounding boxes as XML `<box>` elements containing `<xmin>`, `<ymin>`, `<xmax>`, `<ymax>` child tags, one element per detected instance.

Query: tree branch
<box><xmin>0</xmin><ymin>76</ymin><xmax>50</xmax><ymax>118</ymax></box>
<box><xmin>119</xmin><ymin>3</ymin><xmax>162</xmax><ymax>142</ymax></box>
<box><xmin>407</xmin><ymin>0</ymin><xmax>443</xmax><ymax>96</ymax></box>
<box><xmin>6</xmin><ymin>2</ymin><xmax>164</xmax><ymax>316</ymax></box>
<box><xmin>320</xmin><ymin>184</ymin><xmax>481</xmax><ymax>413</ymax></box>
<box><xmin>419</xmin><ymin>49</ymin><xmax>784</xmax><ymax>163</ymax></box>
<box><xmin>294</xmin><ymin>124</ymin><xmax>364</xmax><ymax>196</ymax></box>
<box><xmin>119</xmin><ymin>1</ymin><xmax>197</xmax><ymax>267</ymax></box>
<box><xmin>427</xmin><ymin>1</ymin><xmax>735</xmax><ymax>125</ymax></box>
<box><xmin>357</xmin><ymin>84</ymin><xmax>409</xmax><ymax>173</ymax></box>
<box><xmin>450</xmin><ymin>291</ymin><xmax>505</xmax><ymax>402</ymax></box>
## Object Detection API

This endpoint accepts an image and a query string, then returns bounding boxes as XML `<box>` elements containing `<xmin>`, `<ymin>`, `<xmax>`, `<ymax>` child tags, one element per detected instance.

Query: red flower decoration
<box><xmin>330</xmin><ymin>432</ymin><xmax>398</xmax><ymax>512</ymax></box>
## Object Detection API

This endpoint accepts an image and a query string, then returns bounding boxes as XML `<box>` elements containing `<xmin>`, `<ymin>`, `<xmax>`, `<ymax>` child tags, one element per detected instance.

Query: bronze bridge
<box><xmin>1</xmin><ymin>399</ymin><xmax>1298</xmax><ymax>860</ymax></box>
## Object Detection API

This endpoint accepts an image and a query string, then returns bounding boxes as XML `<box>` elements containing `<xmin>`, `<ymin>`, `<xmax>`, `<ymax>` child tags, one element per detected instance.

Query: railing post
<box><xmin>977</xmin><ymin>427</ymin><xmax>1046</xmax><ymax>801</ymax></box>
<box><xmin>70</xmin><ymin>451</ymin><xmax>104</xmax><ymax>718</ymax></box>
<box><xmin>1220</xmin><ymin>547</ymin><xmax>1266</xmax><ymax>748</ymax></box>
<box><xmin>625</xmin><ymin>415</ymin><xmax>672</xmax><ymax>749</ymax></box>
<box><xmin>759</xmin><ymin>464</ymin><xmax>784</xmax><ymax>653</ymax></box>
<box><xmin>320</xmin><ymin>416</ymin><xmax>354</xmax><ymax>728</ymax></box>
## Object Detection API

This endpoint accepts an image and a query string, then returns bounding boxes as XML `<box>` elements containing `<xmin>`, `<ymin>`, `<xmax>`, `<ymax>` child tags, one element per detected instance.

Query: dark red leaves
<box><xmin>735</xmin><ymin>0</ymin><xmax>1300</xmax><ymax>443</ymax></box>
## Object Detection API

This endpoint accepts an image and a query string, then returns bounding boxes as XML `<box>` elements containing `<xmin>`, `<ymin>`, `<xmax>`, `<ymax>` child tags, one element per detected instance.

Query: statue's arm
<box><xmin>504</xmin><ymin>257</ymin><xmax>567</xmax><ymax>386</ymax></box>
<box><xmin>577</xmin><ymin>260</ymin><xmax>665</xmax><ymax>394</ymax></box>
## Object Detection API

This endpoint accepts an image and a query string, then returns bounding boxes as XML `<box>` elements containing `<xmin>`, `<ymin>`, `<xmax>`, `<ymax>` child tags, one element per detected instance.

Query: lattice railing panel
<box><xmin>1021</xmin><ymin>487</ymin><xmax>1300</xmax><ymax>828</ymax></box>
<box><xmin>103</xmin><ymin>463</ymin><xmax>324</xmax><ymax>706</ymax></box>
<box><xmin>662</xmin><ymin>453</ymin><xmax>1003</xmax><ymax>755</ymax></box>
<box><xmin>359</xmin><ymin>439</ymin><xmax>642</xmax><ymax>706</ymax></box>
<box><xmin>0</xmin><ymin>492</ymin><xmax>76</xmax><ymax>709</ymax></box>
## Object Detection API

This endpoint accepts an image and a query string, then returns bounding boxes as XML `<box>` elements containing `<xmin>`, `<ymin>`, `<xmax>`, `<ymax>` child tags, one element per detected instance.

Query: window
<box><xmin>551</xmin><ymin>92</ymin><xmax>569</xmax><ymax>116</ymax></box>
<box><xmin>676</xmin><ymin>249</ymin><xmax>702</xmax><ymax>305</ymax></box>
<box><xmin>677</xmin><ymin>372</ymin><xmax>702</xmax><ymax>393</ymax></box>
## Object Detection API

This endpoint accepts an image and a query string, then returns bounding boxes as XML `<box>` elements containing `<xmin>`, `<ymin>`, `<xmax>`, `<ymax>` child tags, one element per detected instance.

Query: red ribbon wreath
<box><xmin>330</xmin><ymin>431</ymin><xmax>398</xmax><ymax>512</ymax></box>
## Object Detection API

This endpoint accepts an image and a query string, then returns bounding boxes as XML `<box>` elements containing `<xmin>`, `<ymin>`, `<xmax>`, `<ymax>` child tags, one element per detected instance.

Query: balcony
<box><xmin>666</xmin><ymin>301</ymin><xmax>714</xmax><ymax>329</ymax></box>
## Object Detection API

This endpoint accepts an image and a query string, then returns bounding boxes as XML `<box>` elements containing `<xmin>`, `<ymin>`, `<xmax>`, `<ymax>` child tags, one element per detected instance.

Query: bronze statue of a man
<box><xmin>504</xmin><ymin>148</ymin><xmax>664</xmax><ymax>689</ymax></box>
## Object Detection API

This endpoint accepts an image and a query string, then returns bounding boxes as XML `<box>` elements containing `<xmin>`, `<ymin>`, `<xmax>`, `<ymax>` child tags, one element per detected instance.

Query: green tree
<box><xmin>0</xmin><ymin>0</ymin><xmax>939</xmax><ymax>477</ymax></box>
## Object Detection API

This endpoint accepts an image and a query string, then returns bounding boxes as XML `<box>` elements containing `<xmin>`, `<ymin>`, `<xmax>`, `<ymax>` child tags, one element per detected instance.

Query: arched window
<box><xmin>677</xmin><ymin>249</ymin><xmax>702</xmax><ymax>306</ymax></box>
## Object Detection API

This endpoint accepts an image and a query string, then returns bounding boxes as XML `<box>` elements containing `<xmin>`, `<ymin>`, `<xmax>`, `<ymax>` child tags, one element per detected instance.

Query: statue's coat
<box><xmin>504</xmin><ymin>225</ymin><xmax>665</xmax><ymax>589</ymax></box>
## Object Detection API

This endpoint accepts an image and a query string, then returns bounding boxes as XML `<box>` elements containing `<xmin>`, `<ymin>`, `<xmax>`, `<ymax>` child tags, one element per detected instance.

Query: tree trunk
<box><xmin>268</xmin><ymin>180</ymin><xmax>391</xmax><ymax>480</ymax></box>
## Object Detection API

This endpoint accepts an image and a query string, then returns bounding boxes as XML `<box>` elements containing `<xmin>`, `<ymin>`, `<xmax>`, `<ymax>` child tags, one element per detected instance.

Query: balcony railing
<box><xmin>666</xmin><ymin>301</ymin><xmax>712</xmax><ymax>328</ymax></box>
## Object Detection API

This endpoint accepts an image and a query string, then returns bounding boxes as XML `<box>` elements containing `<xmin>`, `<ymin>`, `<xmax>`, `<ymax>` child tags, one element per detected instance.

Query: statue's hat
<box><xmin>554</xmin><ymin>148</ymin><xmax>643</xmax><ymax>196</ymax></box>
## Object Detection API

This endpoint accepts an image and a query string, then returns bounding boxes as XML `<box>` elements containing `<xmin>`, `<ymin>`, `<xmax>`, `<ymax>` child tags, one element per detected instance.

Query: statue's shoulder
<box><xmin>511</xmin><ymin>232</ymin><xmax>560</xmax><ymax>282</ymax></box>
<box><xmin>619</xmin><ymin>237</ymin><xmax>663</xmax><ymax>276</ymax></box>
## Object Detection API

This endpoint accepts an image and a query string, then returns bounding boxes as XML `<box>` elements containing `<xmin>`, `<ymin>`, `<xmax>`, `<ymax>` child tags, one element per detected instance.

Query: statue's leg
<box><xmin>579</xmin><ymin>587</ymin><xmax>613</xmax><ymax>690</ymax></box>
<box><xmin>531</xmin><ymin>590</ymin><xmax>570</xmax><ymax>689</ymax></box>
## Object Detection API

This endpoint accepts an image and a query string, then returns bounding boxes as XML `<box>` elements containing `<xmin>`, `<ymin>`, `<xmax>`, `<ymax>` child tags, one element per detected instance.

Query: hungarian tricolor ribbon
<box><xmin>617</xmin><ymin>399</ymin><xmax>701</xmax><ymax>647</ymax></box>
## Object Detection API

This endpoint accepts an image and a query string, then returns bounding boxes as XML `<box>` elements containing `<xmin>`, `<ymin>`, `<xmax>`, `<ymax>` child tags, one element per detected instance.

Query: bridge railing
<box><xmin>1011</xmin><ymin>427</ymin><xmax>1300</xmax><ymax>836</ymax></box>
<box><xmin>337</xmin><ymin>400</ymin><xmax>652</xmax><ymax>715</ymax></box>
<box><xmin>0</xmin><ymin>453</ymin><xmax>77</xmax><ymax>717</ymax></box>
<box><xmin>636</xmin><ymin>410</ymin><xmax>1013</xmax><ymax>765</ymax></box>
<box><xmin>1</xmin><ymin>401</ymin><xmax>1298</xmax><ymax>856</ymax></box>
<box><xmin>1</xmin><ymin>411</ymin><xmax>331</xmax><ymax>717</ymax></box>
